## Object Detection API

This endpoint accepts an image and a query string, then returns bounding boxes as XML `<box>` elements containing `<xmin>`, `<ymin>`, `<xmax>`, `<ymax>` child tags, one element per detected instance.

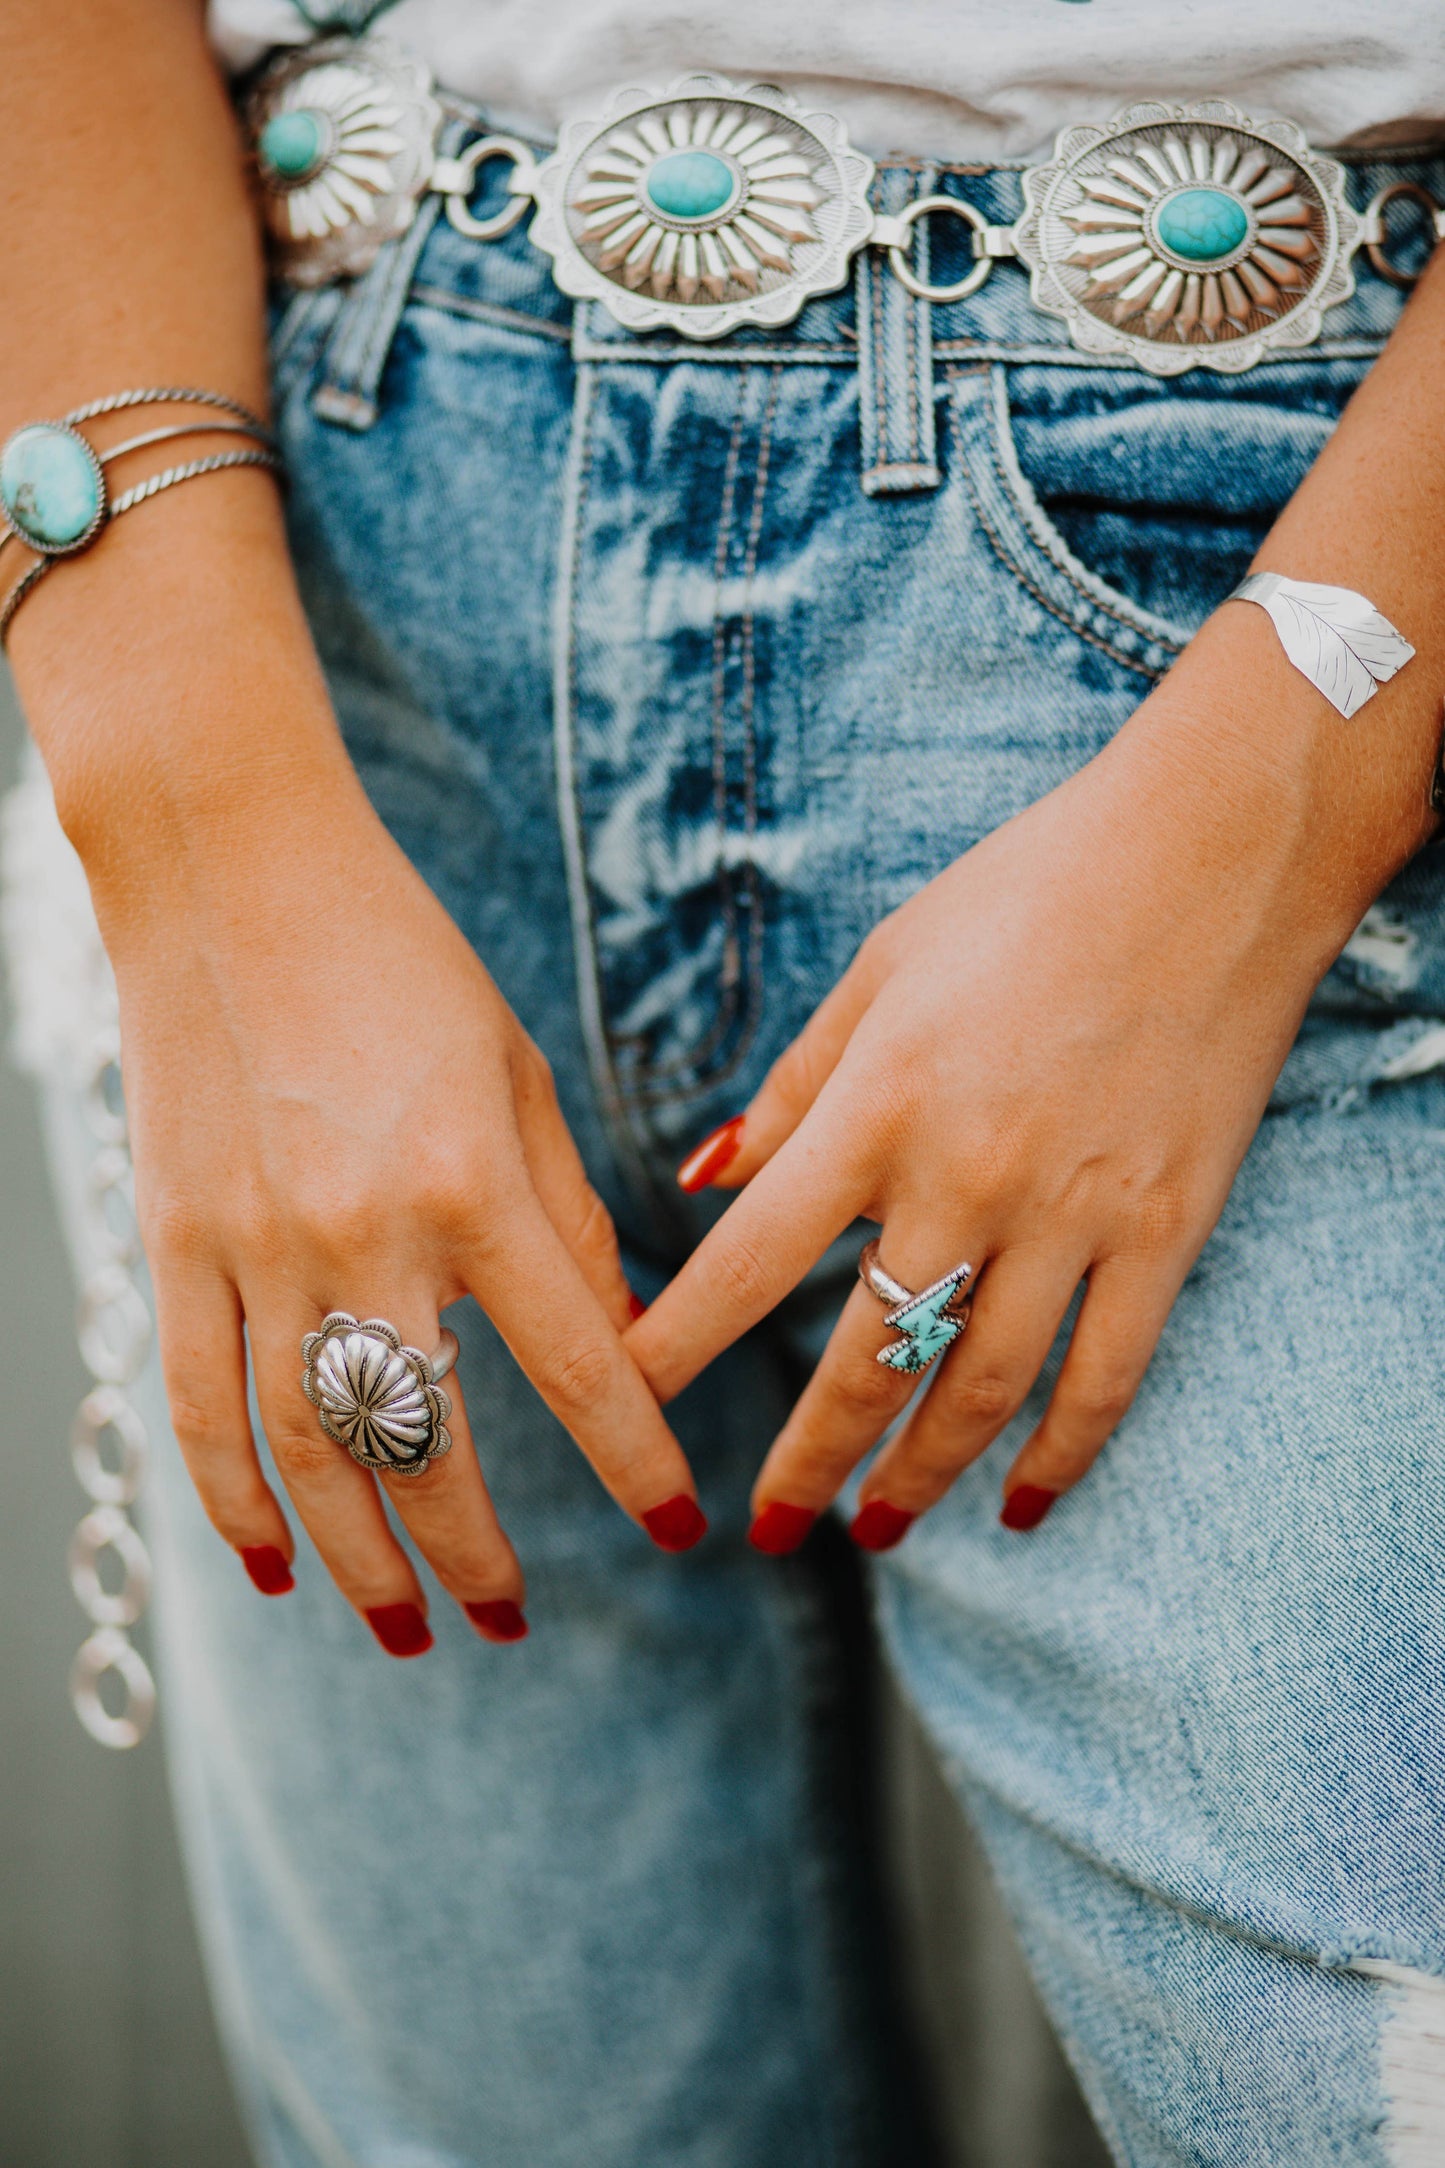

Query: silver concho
<box><xmin>1013</xmin><ymin>101</ymin><xmax>1361</xmax><ymax>375</ymax></box>
<box><xmin>245</xmin><ymin>38</ymin><xmax>442</xmax><ymax>286</ymax></box>
<box><xmin>301</xmin><ymin>1313</ymin><xmax>453</xmax><ymax>1477</ymax></box>
<box><xmin>527</xmin><ymin>75</ymin><xmax>876</xmax><ymax>339</ymax></box>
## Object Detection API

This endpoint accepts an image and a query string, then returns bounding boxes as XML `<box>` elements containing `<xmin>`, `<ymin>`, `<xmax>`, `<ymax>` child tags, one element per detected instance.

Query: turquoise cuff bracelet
<box><xmin>0</xmin><ymin>388</ymin><xmax>282</xmax><ymax>643</ymax></box>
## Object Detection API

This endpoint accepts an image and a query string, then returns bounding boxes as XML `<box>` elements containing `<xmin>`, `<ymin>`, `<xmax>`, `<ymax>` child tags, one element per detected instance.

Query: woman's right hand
<box><xmin>81</xmin><ymin>700</ymin><xmax>702</xmax><ymax>1655</ymax></box>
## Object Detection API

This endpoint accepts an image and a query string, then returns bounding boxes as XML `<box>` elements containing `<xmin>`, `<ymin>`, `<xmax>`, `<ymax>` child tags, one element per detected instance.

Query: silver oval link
<box><xmin>70</xmin><ymin>1627</ymin><xmax>156</xmax><ymax>1751</ymax></box>
<box><xmin>77</xmin><ymin>1260</ymin><xmax>152</xmax><ymax>1385</ymax></box>
<box><xmin>83</xmin><ymin>1143</ymin><xmax>138</xmax><ymax>1265</ymax></box>
<box><xmin>885</xmin><ymin>193</ymin><xmax>994</xmax><ymax>304</ymax></box>
<box><xmin>439</xmin><ymin>135</ymin><xmax>538</xmax><ymax>242</ymax></box>
<box><xmin>69</xmin><ymin>1505</ymin><xmax>153</xmax><ymax>1628</ymax></box>
<box><xmin>64</xmin><ymin>1028</ymin><xmax>157</xmax><ymax>1746</ymax></box>
<box><xmin>71</xmin><ymin>1384</ymin><xmax>149</xmax><ymax>1507</ymax></box>
<box><xmin>1361</xmin><ymin>181</ymin><xmax>1445</xmax><ymax>289</ymax></box>
<box><xmin>81</xmin><ymin>1032</ymin><xmax>128</xmax><ymax>1146</ymax></box>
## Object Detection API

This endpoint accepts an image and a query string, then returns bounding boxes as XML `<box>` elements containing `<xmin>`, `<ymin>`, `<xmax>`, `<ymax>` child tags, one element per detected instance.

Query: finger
<box><xmin>852</xmin><ymin>1248</ymin><xmax>1086</xmax><ymax>1546</ymax></box>
<box><xmin>999</xmin><ymin>1257</ymin><xmax>1183</xmax><ymax>1531</ymax></box>
<box><xmin>247</xmin><ymin>1295</ymin><xmax>434</xmax><ymax>1653</ymax></box>
<box><xmin>150</xmin><ymin>1258</ymin><xmax>296</xmax><ymax>1596</ymax></box>
<box><xmin>464</xmin><ymin>1192</ymin><xmax>706</xmax><ymax>1549</ymax></box>
<box><xmin>745</xmin><ymin>1278</ymin><xmax>929</xmax><ymax>1550</ymax></box>
<box><xmin>629</xmin><ymin>1095</ymin><xmax>868</xmax><ymax>1403</ymax></box>
<box><xmin>512</xmin><ymin>1047</ymin><xmax>637</xmax><ymax>1331</ymax></box>
<box><xmin>364</xmin><ymin>1302</ymin><xmax>529</xmax><ymax>1642</ymax></box>
<box><xmin>678</xmin><ymin>951</ymin><xmax>881</xmax><ymax>1194</ymax></box>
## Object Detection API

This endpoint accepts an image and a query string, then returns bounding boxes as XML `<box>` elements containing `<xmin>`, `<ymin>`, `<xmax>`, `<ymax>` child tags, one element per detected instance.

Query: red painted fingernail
<box><xmin>850</xmin><ymin>1501</ymin><xmax>915</xmax><ymax>1553</ymax></box>
<box><xmin>465</xmin><ymin>1599</ymin><xmax>529</xmax><ymax>1643</ymax></box>
<box><xmin>627</xmin><ymin>1289</ymin><xmax>647</xmax><ymax>1321</ymax></box>
<box><xmin>642</xmin><ymin>1494</ymin><xmax>709</xmax><ymax>1552</ymax></box>
<box><xmin>1000</xmin><ymin>1484</ymin><xmax>1058</xmax><ymax>1533</ymax></box>
<box><xmin>239</xmin><ymin>1545</ymin><xmax>294</xmax><ymax>1595</ymax></box>
<box><xmin>677</xmin><ymin>1115</ymin><xmax>745</xmax><ymax>1193</ymax></box>
<box><xmin>748</xmin><ymin>1502</ymin><xmax>817</xmax><ymax>1556</ymax></box>
<box><xmin>365</xmin><ymin>1603</ymin><xmax>434</xmax><ymax>1657</ymax></box>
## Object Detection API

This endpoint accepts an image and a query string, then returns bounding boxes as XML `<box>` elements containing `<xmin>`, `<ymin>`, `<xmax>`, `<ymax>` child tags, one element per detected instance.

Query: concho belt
<box><xmin>246</xmin><ymin>38</ymin><xmax>1445</xmax><ymax>375</ymax></box>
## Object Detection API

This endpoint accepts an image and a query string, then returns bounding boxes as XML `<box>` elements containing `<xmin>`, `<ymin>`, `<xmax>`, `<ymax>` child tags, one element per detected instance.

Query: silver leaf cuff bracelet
<box><xmin>1229</xmin><ymin>572</ymin><xmax>1415</xmax><ymax>718</ymax></box>
<box><xmin>0</xmin><ymin>388</ymin><xmax>283</xmax><ymax>644</ymax></box>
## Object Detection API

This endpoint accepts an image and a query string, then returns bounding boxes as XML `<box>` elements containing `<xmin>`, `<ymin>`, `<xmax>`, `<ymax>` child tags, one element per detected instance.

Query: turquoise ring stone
<box><xmin>643</xmin><ymin>149</ymin><xmax>740</xmax><ymax>224</ymax></box>
<box><xmin>258</xmin><ymin>106</ymin><xmax>330</xmax><ymax>185</ymax></box>
<box><xmin>1152</xmin><ymin>186</ymin><xmax>1251</xmax><ymax>266</ymax></box>
<box><xmin>0</xmin><ymin>423</ymin><xmax>106</xmax><ymax>554</ymax></box>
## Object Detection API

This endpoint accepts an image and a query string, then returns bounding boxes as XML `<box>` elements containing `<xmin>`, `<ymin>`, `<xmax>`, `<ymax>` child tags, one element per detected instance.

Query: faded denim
<box><xmin>32</xmin><ymin>136</ymin><xmax>1445</xmax><ymax>2167</ymax></box>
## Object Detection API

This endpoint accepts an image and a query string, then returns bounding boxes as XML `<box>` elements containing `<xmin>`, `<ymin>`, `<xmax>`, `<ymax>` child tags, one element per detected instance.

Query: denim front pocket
<box><xmin>963</xmin><ymin>356</ymin><xmax>1378</xmax><ymax>643</ymax></box>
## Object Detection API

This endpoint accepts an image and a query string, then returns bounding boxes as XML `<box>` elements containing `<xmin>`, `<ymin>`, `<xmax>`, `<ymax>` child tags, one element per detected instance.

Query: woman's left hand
<box><xmin>625</xmin><ymin>616</ymin><xmax>1417</xmax><ymax>1546</ymax></box>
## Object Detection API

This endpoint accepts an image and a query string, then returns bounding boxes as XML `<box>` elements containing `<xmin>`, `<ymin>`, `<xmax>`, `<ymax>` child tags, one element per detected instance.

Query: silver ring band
<box><xmin>301</xmin><ymin>1312</ymin><xmax>458</xmax><ymax>1477</ymax></box>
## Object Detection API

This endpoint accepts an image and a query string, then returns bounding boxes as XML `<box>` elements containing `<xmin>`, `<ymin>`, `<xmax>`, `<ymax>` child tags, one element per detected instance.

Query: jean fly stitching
<box><xmin>550</xmin><ymin>361</ymin><xmax>657</xmax><ymax>1195</ymax></box>
<box><xmin>626</xmin><ymin>367</ymin><xmax>778</xmax><ymax>1103</ymax></box>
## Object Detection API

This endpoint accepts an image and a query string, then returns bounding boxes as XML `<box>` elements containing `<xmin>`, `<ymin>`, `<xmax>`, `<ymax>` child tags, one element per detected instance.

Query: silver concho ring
<box><xmin>301</xmin><ymin>1312</ymin><xmax>458</xmax><ymax>1476</ymax></box>
<box><xmin>858</xmin><ymin>1239</ymin><xmax>974</xmax><ymax>1376</ymax></box>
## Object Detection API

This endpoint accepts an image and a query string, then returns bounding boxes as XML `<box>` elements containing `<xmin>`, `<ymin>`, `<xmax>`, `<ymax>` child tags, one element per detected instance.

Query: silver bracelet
<box><xmin>0</xmin><ymin>387</ymin><xmax>282</xmax><ymax>644</ymax></box>
<box><xmin>1229</xmin><ymin>572</ymin><xmax>1415</xmax><ymax>720</ymax></box>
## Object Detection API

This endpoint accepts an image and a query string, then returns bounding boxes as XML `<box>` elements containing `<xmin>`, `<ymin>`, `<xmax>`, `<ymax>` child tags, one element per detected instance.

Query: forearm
<box><xmin>1109</xmin><ymin>250</ymin><xmax>1445</xmax><ymax>970</ymax></box>
<box><xmin>2</xmin><ymin>0</ymin><xmax>358</xmax><ymax>927</ymax></box>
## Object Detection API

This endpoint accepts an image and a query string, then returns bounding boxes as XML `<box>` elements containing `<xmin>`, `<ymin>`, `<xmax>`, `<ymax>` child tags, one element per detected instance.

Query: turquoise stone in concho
<box><xmin>258</xmin><ymin>107</ymin><xmax>328</xmax><ymax>182</ymax></box>
<box><xmin>0</xmin><ymin>424</ymin><xmax>103</xmax><ymax>551</ymax></box>
<box><xmin>1154</xmin><ymin>187</ymin><xmax>1250</xmax><ymax>265</ymax></box>
<box><xmin>644</xmin><ymin>149</ymin><xmax>738</xmax><ymax>222</ymax></box>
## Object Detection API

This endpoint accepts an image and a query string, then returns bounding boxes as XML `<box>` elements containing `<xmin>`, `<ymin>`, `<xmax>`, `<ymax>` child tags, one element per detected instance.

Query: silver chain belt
<box><xmin>247</xmin><ymin>38</ymin><xmax>1445</xmax><ymax>375</ymax></box>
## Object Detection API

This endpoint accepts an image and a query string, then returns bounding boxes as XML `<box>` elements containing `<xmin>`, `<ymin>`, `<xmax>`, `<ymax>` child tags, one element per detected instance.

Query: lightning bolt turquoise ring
<box><xmin>858</xmin><ymin>1240</ymin><xmax>975</xmax><ymax>1376</ymax></box>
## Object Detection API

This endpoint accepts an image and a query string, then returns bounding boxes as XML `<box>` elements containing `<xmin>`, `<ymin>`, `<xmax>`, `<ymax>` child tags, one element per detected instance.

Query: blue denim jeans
<box><xmin>34</xmin><ymin>138</ymin><xmax>1445</xmax><ymax>2167</ymax></box>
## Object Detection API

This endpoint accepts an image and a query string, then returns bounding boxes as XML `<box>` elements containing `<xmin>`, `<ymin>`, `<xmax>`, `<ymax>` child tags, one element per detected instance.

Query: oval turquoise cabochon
<box><xmin>1153</xmin><ymin>187</ymin><xmax>1251</xmax><ymax>266</ymax></box>
<box><xmin>644</xmin><ymin>149</ymin><xmax>739</xmax><ymax>222</ymax></box>
<box><xmin>0</xmin><ymin>424</ymin><xmax>103</xmax><ymax>551</ymax></box>
<box><xmin>258</xmin><ymin>107</ymin><xmax>327</xmax><ymax>181</ymax></box>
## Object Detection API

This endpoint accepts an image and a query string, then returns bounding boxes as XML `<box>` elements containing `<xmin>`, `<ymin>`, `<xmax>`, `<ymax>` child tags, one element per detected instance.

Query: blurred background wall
<box><xmin>0</xmin><ymin>666</ymin><xmax>1106</xmax><ymax>2168</ymax></box>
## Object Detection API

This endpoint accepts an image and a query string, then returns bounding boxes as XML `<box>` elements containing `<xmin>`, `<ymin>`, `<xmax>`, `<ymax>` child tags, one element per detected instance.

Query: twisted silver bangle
<box><xmin>0</xmin><ymin>387</ymin><xmax>283</xmax><ymax>644</ymax></box>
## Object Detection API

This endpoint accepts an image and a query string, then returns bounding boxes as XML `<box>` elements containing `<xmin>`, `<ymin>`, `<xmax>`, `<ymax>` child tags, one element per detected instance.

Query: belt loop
<box><xmin>310</xmin><ymin>115</ymin><xmax>467</xmax><ymax>431</ymax></box>
<box><xmin>855</xmin><ymin>162</ymin><xmax>941</xmax><ymax>496</ymax></box>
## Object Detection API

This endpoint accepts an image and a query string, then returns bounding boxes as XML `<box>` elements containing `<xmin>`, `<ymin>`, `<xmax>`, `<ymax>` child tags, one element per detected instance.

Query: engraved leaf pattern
<box><xmin>1238</xmin><ymin>574</ymin><xmax>1415</xmax><ymax>719</ymax></box>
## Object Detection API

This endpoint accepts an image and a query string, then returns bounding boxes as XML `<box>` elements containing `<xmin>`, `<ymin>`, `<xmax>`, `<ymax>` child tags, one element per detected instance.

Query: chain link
<box><xmin>67</xmin><ymin>1028</ymin><xmax>156</xmax><ymax>1749</ymax></box>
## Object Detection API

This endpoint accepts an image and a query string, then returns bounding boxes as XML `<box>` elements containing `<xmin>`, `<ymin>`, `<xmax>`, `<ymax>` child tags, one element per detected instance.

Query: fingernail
<box><xmin>240</xmin><ymin>1545</ymin><xmax>294</xmax><ymax>1595</ymax></box>
<box><xmin>677</xmin><ymin>1115</ymin><xmax>745</xmax><ymax>1193</ymax></box>
<box><xmin>748</xmin><ymin>1502</ymin><xmax>817</xmax><ymax>1556</ymax></box>
<box><xmin>465</xmin><ymin>1599</ymin><xmax>529</xmax><ymax>1644</ymax></box>
<box><xmin>850</xmin><ymin>1501</ymin><xmax>915</xmax><ymax>1553</ymax></box>
<box><xmin>642</xmin><ymin>1494</ymin><xmax>709</xmax><ymax>1552</ymax></box>
<box><xmin>627</xmin><ymin>1289</ymin><xmax>647</xmax><ymax>1321</ymax></box>
<box><xmin>1000</xmin><ymin>1484</ymin><xmax>1058</xmax><ymax>1533</ymax></box>
<box><xmin>365</xmin><ymin>1602</ymin><xmax>433</xmax><ymax>1657</ymax></box>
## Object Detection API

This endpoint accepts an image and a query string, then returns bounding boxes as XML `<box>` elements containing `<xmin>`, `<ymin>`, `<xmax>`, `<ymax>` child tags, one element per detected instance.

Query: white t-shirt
<box><xmin>209</xmin><ymin>1</ymin><xmax>1445</xmax><ymax>163</ymax></box>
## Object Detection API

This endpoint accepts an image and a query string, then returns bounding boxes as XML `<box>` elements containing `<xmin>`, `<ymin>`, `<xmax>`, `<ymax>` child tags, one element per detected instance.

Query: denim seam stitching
<box><xmin>947</xmin><ymin>368</ymin><xmax>1169</xmax><ymax>681</ymax></box>
<box><xmin>550</xmin><ymin>361</ymin><xmax>656</xmax><ymax>1193</ymax></box>
<box><xmin>409</xmin><ymin>283</ymin><xmax>572</xmax><ymax>343</ymax></box>
<box><xmin>979</xmin><ymin>365</ymin><xmax>1188</xmax><ymax>652</ymax></box>
<box><xmin>629</xmin><ymin>366</ymin><xmax>780</xmax><ymax>1105</ymax></box>
<box><xmin>620</xmin><ymin>374</ymin><xmax>751</xmax><ymax>1094</ymax></box>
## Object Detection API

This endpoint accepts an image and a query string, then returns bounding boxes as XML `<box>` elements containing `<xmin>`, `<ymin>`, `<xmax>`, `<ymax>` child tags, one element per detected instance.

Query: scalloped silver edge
<box><xmin>1011</xmin><ymin>100</ymin><xmax>1362</xmax><ymax>377</ymax></box>
<box><xmin>526</xmin><ymin>73</ymin><xmax>876</xmax><ymax>341</ymax></box>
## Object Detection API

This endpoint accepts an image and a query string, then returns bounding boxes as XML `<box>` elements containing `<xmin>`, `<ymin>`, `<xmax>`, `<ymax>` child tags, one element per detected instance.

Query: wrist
<box><xmin>1106</xmin><ymin>602</ymin><xmax>1442</xmax><ymax>967</ymax></box>
<box><xmin>8</xmin><ymin>469</ymin><xmax>370</xmax><ymax>932</ymax></box>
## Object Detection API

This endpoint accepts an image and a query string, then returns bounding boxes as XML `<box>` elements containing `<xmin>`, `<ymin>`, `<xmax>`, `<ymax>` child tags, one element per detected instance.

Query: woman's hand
<box><xmin>94</xmin><ymin>740</ymin><xmax>702</xmax><ymax>1654</ymax></box>
<box><xmin>626</xmin><ymin>610</ymin><xmax>1435</xmax><ymax>1549</ymax></box>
